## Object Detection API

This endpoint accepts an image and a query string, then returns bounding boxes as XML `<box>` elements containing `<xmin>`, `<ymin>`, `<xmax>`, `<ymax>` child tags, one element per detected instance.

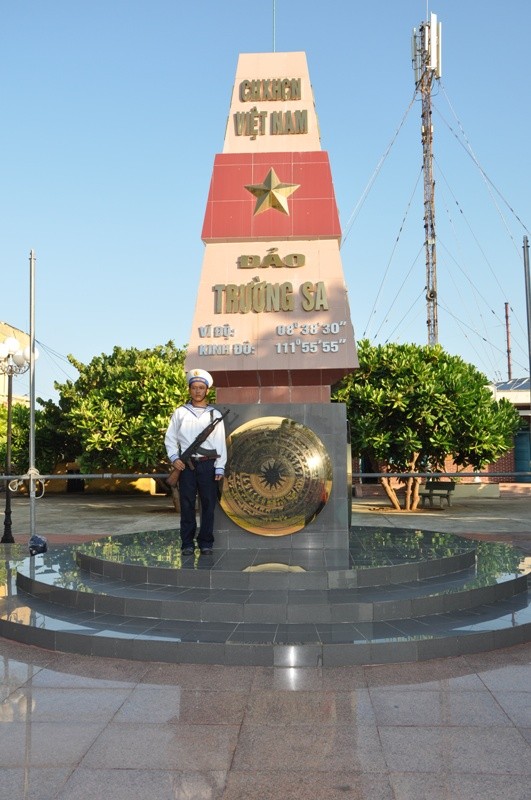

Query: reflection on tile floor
<box><xmin>0</xmin><ymin>638</ymin><xmax>529</xmax><ymax>800</ymax></box>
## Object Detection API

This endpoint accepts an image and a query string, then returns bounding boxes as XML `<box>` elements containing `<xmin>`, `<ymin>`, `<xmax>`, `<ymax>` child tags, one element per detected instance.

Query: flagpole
<box><xmin>524</xmin><ymin>236</ymin><xmax>531</xmax><ymax>470</ymax></box>
<box><xmin>29</xmin><ymin>250</ymin><xmax>37</xmax><ymax>538</ymax></box>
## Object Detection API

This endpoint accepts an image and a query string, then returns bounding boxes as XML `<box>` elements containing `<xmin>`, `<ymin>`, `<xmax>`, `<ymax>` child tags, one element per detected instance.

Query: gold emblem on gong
<box><xmin>220</xmin><ymin>416</ymin><xmax>333</xmax><ymax>536</ymax></box>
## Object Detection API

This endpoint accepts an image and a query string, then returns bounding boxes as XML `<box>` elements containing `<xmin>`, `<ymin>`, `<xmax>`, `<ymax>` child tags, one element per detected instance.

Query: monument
<box><xmin>185</xmin><ymin>52</ymin><xmax>358</xmax><ymax>554</ymax></box>
<box><xmin>2</xmin><ymin>53</ymin><xmax>528</xmax><ymax>670</ymax></box>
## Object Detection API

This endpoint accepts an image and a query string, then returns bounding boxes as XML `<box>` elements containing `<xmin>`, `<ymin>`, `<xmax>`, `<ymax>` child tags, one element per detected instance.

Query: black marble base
<box><xmin>1</xmin><ymin>527</ymin><xmax>529</xmax><ymax>666</ymax></box>
<box><xmin>215</xmin><ymin>403</ymin><xmax>351</xmax><ymax>552</ymax></box>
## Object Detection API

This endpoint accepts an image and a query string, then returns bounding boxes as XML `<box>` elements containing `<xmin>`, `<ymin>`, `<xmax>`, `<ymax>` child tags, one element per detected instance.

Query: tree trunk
<box><xmin>404</xmin><ymin>477</ymin><xmax>413</xmax><ymax>510</ymax></box>
<box><xmin>380</xmin><ymin>476</ymin><xmax>401</xmax><ymax>511</ymax></box>
<box><xmin>411</xmin><ymin>478</ymin><xmax>421</xmax><ymax>510</ymax></box>
<box><xmin>403</xmin><ymin>455</ymin><xmax>419</xmax><ymax>511</ymax></box>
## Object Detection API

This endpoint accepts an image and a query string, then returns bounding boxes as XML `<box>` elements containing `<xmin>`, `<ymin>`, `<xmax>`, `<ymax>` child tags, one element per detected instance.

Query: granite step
<box><xmin>1</xmin><ymin>527</ymin><xmax>529</xmax><ymax>666</ymax></box>
<box><xmin>16</xmin><ymin>555</ymin><xmax>529</xmax><ymax>624</ymax></box>
<box><xmin>74</xmin><ymin>527</ymin><xmax>479</xmax><ymax>589</ymax></box>
<box><xmin>0</xmin><ymin>588</ymin><xmax>530</xmax><ymax>666</ymax></box>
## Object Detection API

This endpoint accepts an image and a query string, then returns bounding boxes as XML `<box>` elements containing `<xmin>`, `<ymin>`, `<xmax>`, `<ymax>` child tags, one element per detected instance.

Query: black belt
<box><xmin>191</xmin><ymin>456</ymin><xmax>216</xmax><ymax>462</ymax></box>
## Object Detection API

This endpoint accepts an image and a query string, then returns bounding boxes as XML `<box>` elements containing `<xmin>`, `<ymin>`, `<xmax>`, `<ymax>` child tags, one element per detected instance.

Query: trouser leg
<box><xmin>195</xmin><ymin>461</ymin><xmax>217</xmax><ymax>549</ymax></box>
<box><xmin>178</xmin><ymin>468</ymin><xmax>198</xmax><ymax>548</ymax></box>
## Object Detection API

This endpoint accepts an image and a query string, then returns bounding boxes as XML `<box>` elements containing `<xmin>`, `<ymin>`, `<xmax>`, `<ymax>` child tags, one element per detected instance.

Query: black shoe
<box><xmin>200</xmin><ymin>548</ymin><xmax>213</xmax><ymax>555</ymax></box>
<box><xmin>181</xmin><ymin>547</ymin><xmax>195</xmax><ymax>556</ymax></box>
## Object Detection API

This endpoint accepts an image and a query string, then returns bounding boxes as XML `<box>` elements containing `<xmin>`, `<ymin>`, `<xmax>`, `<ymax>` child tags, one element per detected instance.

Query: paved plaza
<box><xmin>0</xmin><ymin>487</ymin><xmax>529</xmax><ymax>799</ymax></box>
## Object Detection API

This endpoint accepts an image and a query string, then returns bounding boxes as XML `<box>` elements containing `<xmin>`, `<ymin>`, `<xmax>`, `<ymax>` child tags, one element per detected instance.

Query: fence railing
<box><xmin>351</xmin><ymin>472</ymin><xmax>531</xmax><ymax>480</ymax></box>
<box><xmin>1</xmin><ymin>470</ymin><xmax>530</xmax><ymax>485</ymax></box>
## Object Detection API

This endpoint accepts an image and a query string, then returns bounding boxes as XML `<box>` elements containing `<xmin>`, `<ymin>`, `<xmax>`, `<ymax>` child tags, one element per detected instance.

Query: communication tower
<box><xmin>412</xmin><ymin>12</ymin><xmax>442</xmax><ymax>345</ymax></box>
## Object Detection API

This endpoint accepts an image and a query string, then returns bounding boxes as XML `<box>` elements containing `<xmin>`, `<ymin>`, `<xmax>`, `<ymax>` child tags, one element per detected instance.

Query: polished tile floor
<box><xmin>0</xmin><ymin>491</ymin><xmax>530</xmax><ymax>798</ymax></box>
<box><xmin>0</xmin><ymin>636</ymin><xmax>529</xmax><ymax>799</ymax></box>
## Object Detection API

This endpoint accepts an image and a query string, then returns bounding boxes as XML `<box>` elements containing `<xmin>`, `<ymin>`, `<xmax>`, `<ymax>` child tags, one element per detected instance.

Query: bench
<box><xmin>419</xmin><ymin>479</ymin><xmax>456</xmax><ymax>508</ymax></box>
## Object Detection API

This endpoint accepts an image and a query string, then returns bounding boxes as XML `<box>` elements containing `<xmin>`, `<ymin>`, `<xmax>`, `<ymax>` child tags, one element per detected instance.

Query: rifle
<box><xmin>166</xmin><ymin>409</ymin><xmax>229</xmax><ymax>488</ymax></box>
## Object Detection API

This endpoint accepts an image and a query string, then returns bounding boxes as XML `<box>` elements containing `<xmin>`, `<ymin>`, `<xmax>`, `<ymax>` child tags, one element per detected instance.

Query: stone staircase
<box><xmin>0</xmin><ymin>526</ymin><xmax>529</xmax><ymax>666</ymax></box>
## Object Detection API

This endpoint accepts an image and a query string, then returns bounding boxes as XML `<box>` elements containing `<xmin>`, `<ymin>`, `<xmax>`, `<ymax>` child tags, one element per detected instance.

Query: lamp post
<box><xmin>0</xmin><ymin>336</ymin><xmax>31</xmax><ymax>543</ymax></box>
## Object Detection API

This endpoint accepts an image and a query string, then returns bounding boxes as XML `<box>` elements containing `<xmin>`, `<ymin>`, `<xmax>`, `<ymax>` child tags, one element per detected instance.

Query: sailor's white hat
<box><xmin>186</xmin><ymin>368</ymin><xmax>213</xmax><ymax>388</ymax></box>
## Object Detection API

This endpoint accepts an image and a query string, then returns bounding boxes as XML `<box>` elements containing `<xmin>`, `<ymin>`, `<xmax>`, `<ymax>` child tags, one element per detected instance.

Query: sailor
<box><xmin>164</xmin><ymin>369</ymin><xmax>227</xmax><ymax>556</ymax></box>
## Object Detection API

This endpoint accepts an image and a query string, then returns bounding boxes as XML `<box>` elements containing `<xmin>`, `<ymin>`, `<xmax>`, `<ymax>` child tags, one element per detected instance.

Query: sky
<box><xmin>1</xmin><ymin>0</ymin><xmax>530</xmax><ymax>403</ymax></box>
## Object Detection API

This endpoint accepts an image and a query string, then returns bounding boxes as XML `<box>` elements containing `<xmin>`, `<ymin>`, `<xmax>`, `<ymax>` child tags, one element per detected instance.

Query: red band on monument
<box><xmin>202</xmin><ymin>152</ymin><xmax>341</xmax><ymax>242</ymax></box>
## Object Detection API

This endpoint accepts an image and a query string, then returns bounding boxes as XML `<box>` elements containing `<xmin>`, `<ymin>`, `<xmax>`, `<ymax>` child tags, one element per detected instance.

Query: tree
<box><xmin>333</xmin><ymin>340</ymin><xmax>521</xmax><ymax>510</ymax></box>
<box><xmin>5</xmin><ymin>400</ymin><xmax>77</xmax><ymax>477</ymax></box>
<box><xmin>4</xmin><ymin>343</ymin><xmax>189</xmax><ymax>505</ymax></box>
<box><xmin>53</xmin><ymin>342</ymin><xmax>188</xmax><ymax>472</ymax></box>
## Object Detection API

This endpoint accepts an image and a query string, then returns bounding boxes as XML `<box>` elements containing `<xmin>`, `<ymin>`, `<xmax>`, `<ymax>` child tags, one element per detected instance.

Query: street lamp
<box><xmin>0</xmin><ymin>336</ymin><xmax>32</xmax><ymax>543</ymax></box>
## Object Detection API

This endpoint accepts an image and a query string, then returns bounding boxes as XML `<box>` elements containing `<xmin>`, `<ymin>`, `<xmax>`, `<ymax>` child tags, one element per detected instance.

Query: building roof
<box><xmin>494</xmin><ymin>378</ymin><xmax>530</xmax><ymax>392</ymax></box>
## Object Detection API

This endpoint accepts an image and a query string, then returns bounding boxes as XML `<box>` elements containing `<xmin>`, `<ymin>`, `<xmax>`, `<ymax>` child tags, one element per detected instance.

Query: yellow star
<box><xmin>245</xmin><ymin>168</ymin><xmax>300</xmax><ymax>216</ymax></box>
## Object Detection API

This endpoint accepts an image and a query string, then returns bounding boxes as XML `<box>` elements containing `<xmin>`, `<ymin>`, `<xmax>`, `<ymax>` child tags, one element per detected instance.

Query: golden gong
<box><xmin>220</xmin><ymin>416</ymin><xmax>333</xmax><ymax>536</ymax></box>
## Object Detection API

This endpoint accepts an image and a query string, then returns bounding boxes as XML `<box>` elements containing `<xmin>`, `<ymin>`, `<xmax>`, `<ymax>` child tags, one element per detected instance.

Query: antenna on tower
<box><xmin>505</xmin><ymin>302</ymin><xmax>513</xmax><ymax>380</ymax></box>
<box><xmin>412</xmin><ymin>12</ymin><xmax>442</xmax><ymax>346</ymax></box>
